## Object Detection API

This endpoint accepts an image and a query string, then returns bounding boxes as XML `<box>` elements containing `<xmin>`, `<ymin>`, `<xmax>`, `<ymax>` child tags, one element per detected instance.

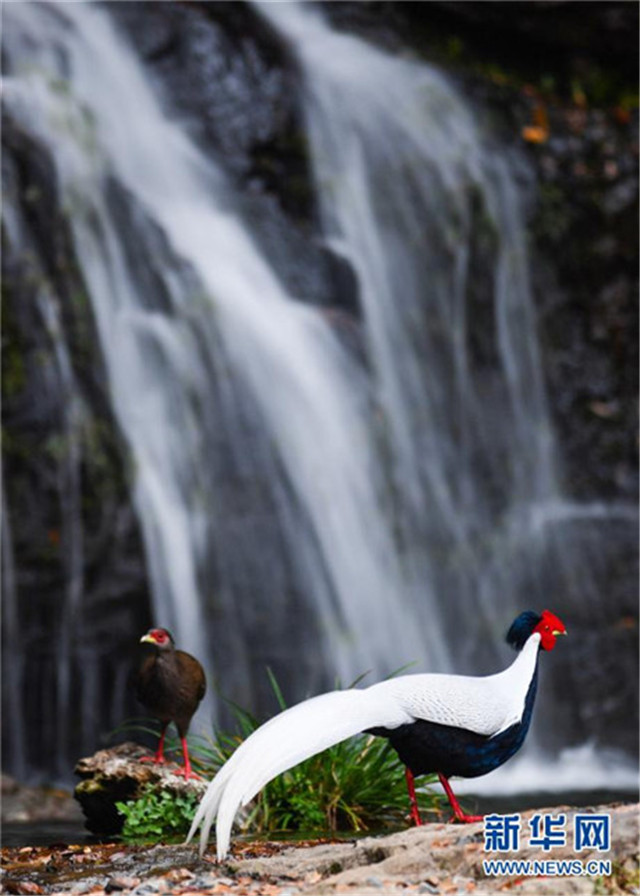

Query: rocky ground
<box><xmin>2</xmin><ymin>747</ymin><xmax>638</xmax><ymax>893</ymax></box>
<box><xmin>2</xmin><ymin>799</ymin><xmax>637</xmax><ymax>896</ymax></box>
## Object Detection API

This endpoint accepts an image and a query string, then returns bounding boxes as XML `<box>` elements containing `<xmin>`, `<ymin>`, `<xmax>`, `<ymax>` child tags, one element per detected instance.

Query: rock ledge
<box><xmin>74</xmin><ymin>742</ymin><xmax>207</xmax><ymax>834</ymax></box>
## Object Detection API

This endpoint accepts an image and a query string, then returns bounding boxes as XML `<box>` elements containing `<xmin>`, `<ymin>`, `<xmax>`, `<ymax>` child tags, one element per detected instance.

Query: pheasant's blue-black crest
<box><xmin>506</xmin><ymin>611</ymin><xmax>542</xmax><ymax>650</ymax></box>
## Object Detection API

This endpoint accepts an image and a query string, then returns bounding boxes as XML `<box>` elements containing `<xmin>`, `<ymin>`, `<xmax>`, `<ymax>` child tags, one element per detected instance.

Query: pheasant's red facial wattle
<box><xmin>533</xmin><ymin>610</ymin><xmax>567</xmax><ymax>651</ymax></box>
<box><xmin>140</xmin><ymin>627</ymin><xmax>173</xmax><ymax>648</ymax></box>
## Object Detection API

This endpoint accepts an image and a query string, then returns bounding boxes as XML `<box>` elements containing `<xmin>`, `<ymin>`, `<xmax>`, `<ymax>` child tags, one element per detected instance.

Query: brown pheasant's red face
<box><xmin>140</xmin><ymin>628</ymin><xmax>174</xmax><ymax>649</ymax></box>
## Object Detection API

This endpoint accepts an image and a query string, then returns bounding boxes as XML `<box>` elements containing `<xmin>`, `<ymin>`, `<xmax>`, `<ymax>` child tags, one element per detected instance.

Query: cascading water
<box><xmin>257</xmin><ymin>2</ymin><xmax>562</xmax><ymax>652</ymax></box>
<box><xmin>2</xmin><ymin>2</ymin><xmax>637</xmax><ymax>787</ymax></box>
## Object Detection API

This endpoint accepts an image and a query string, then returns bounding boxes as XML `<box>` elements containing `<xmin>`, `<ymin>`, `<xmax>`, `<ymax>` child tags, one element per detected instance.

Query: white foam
<box><xmin>453</xmin><ymin>744</ymin><xmax>639</xmax><ymax>796</ymax></box>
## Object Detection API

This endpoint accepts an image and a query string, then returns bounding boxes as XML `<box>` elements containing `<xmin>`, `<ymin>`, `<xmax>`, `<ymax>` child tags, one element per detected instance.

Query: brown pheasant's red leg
<box><xmin>140</xmin><ymin>723</ymin><xmax>168</xmax><ymax>764</ymax></box>
<box><xmin>438</xmin><ymin>772</ymin><xmax>483</xmax><ymax>823</ymax></box>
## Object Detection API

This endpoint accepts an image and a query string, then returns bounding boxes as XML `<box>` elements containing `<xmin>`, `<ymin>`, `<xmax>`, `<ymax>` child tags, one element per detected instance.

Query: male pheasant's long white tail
<box><xmin>187</xmin><ymin>687</ymin><xmax>411</xmax><ymax>859</ymax></box>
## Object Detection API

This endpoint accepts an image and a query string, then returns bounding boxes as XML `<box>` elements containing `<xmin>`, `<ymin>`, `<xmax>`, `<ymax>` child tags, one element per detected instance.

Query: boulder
<box><xmin>73</xmin><ymin>742</ymin><xmax>207</xmax><ymax>835</ymax></box>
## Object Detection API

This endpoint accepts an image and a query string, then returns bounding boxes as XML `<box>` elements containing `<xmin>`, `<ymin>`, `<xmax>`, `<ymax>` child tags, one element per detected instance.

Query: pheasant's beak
<box><xmin>140</xmin><ymin>633</ymin><xmax>156</xmax><ymax>645</ymax></box>
<box><xmin>553</xmin><ymin>630</ymin><xmax>567</xmax><ymax>637</ymax></box>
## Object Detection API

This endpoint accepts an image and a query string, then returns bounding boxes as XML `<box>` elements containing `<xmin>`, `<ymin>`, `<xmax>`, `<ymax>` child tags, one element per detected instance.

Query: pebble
<box><xmin>418</xmin><ymin>884</ymin><xmax>439</xmax><ymax>894</ymax></box>
<box><xmin>105</xmin><ymin>877</ymin><xmax>140</xmax><ymax>892</ymax></box>
<box><xmin>165</xmin><ymin>868</ymin><xmax>195</xmax><ymax>882</ymax></box>
<box><xmin>191</xmin><ymin>874</ymin><xmax>220</xmax><ymax>888</ymax></box>
<box><xmin>365</xmin><ymin>877</ymin><xmax>383</xmax><ymax>888</ymax></box>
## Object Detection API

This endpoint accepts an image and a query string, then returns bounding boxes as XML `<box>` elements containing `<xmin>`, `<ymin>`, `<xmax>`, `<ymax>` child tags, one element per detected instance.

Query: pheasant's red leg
<box><xmin>140</xmin><ymin>723</ymin><xmax>168</xmax><ymax>764</ymax></box>
<box><xmin>405</xmin><ymin>767</ymin><xmax>423</xmax><ymax>826</ymax></box>
<box><xmin>178</xmin><ymin>736</ymin><xmax>201</xmax><ymax>781</ymax></box>
<box><xmin>438</xmin><ymin>772</ymin><xmax>483</xmax><ymax>823</ymax></box>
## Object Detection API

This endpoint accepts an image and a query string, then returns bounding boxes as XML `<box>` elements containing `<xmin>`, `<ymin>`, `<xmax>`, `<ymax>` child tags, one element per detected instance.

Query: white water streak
<box><xmin>4</xmin><ymin>2</ymin><xmax>426</xmax><ymax>694</ymax></box>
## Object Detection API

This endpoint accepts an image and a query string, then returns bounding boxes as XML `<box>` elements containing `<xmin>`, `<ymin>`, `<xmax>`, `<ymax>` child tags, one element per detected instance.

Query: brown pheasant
<box><xmin>135</xmin><ymin>628</ymin><xmax>206</xmax><ymax>779</ymax></box>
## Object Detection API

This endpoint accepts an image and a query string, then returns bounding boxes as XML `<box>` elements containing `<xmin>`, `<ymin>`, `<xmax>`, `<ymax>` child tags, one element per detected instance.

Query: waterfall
<box><xmin>2</xmin><ymin>2</ymin><xmax>636</xmax><ymax>785</ymax></box>
<box><xmin>256</xmin><ymin>3</ymin><xmax>561</xmax><ymax>651</ymax></box>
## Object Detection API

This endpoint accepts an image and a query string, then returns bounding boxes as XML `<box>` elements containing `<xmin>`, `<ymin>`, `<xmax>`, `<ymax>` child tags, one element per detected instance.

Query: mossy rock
<box><xmin>73</xmin><ymin>742</ymin><xmax>207</xmax><ymax>835</ymax></box>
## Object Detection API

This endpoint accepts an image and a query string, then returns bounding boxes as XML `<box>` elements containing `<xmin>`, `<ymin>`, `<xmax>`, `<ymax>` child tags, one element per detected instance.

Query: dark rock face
<box><xmin>2</xmin><ymin>117</ymin><xmax>152</xmax><ymax>779</ymax></box>
<box><xmin>371</xmin><ymin>1</ymin><xmax>639</xmax><ymax>84</ymax></box>
<box><xmin>109</xmin><ymin>2</ymin><xmax>349</xmax><ymax>313</ymax></box>
<box><xmin>531</xmin><ymin>109</ymin><xmax>638</xmax><ymax>505</ymax></box>
<box><xmin>110</xmin><ymin>3</ymin><xmax>295</xmax><ymax>179</ymax></box>
<box><xmin>526</xmin><ymin>102</ymin><xmax>639</xmax><ymax>751</ymax></box>
<box><xmin>2</xmin><ymin>1</ymin><xmax>637</xmax><ymax>781</ymax></box>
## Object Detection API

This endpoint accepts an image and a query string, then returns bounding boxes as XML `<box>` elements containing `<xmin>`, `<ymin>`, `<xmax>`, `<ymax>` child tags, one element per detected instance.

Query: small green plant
<box><xmin>116</xmin><ymin>785</ymin><xmax>199</xmax><ymax>841</ymax></box>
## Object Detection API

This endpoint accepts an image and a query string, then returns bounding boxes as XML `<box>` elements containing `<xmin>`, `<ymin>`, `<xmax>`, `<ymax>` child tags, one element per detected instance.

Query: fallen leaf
<box><xmin>522</xmin><ymin>125</ymin><xmax>548</xmax><ymax>144</ymax></box>
<box><xmin>9</xmin><ymin>883</ymin><xmax>44</xmax><ymax>895</ymax></box>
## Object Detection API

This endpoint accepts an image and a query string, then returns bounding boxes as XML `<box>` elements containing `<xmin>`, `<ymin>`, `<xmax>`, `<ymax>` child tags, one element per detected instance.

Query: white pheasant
<box><xmin>188</xmin><ymin>609</ymin><xmax>566</xmax><ymax>859</ymax></box>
